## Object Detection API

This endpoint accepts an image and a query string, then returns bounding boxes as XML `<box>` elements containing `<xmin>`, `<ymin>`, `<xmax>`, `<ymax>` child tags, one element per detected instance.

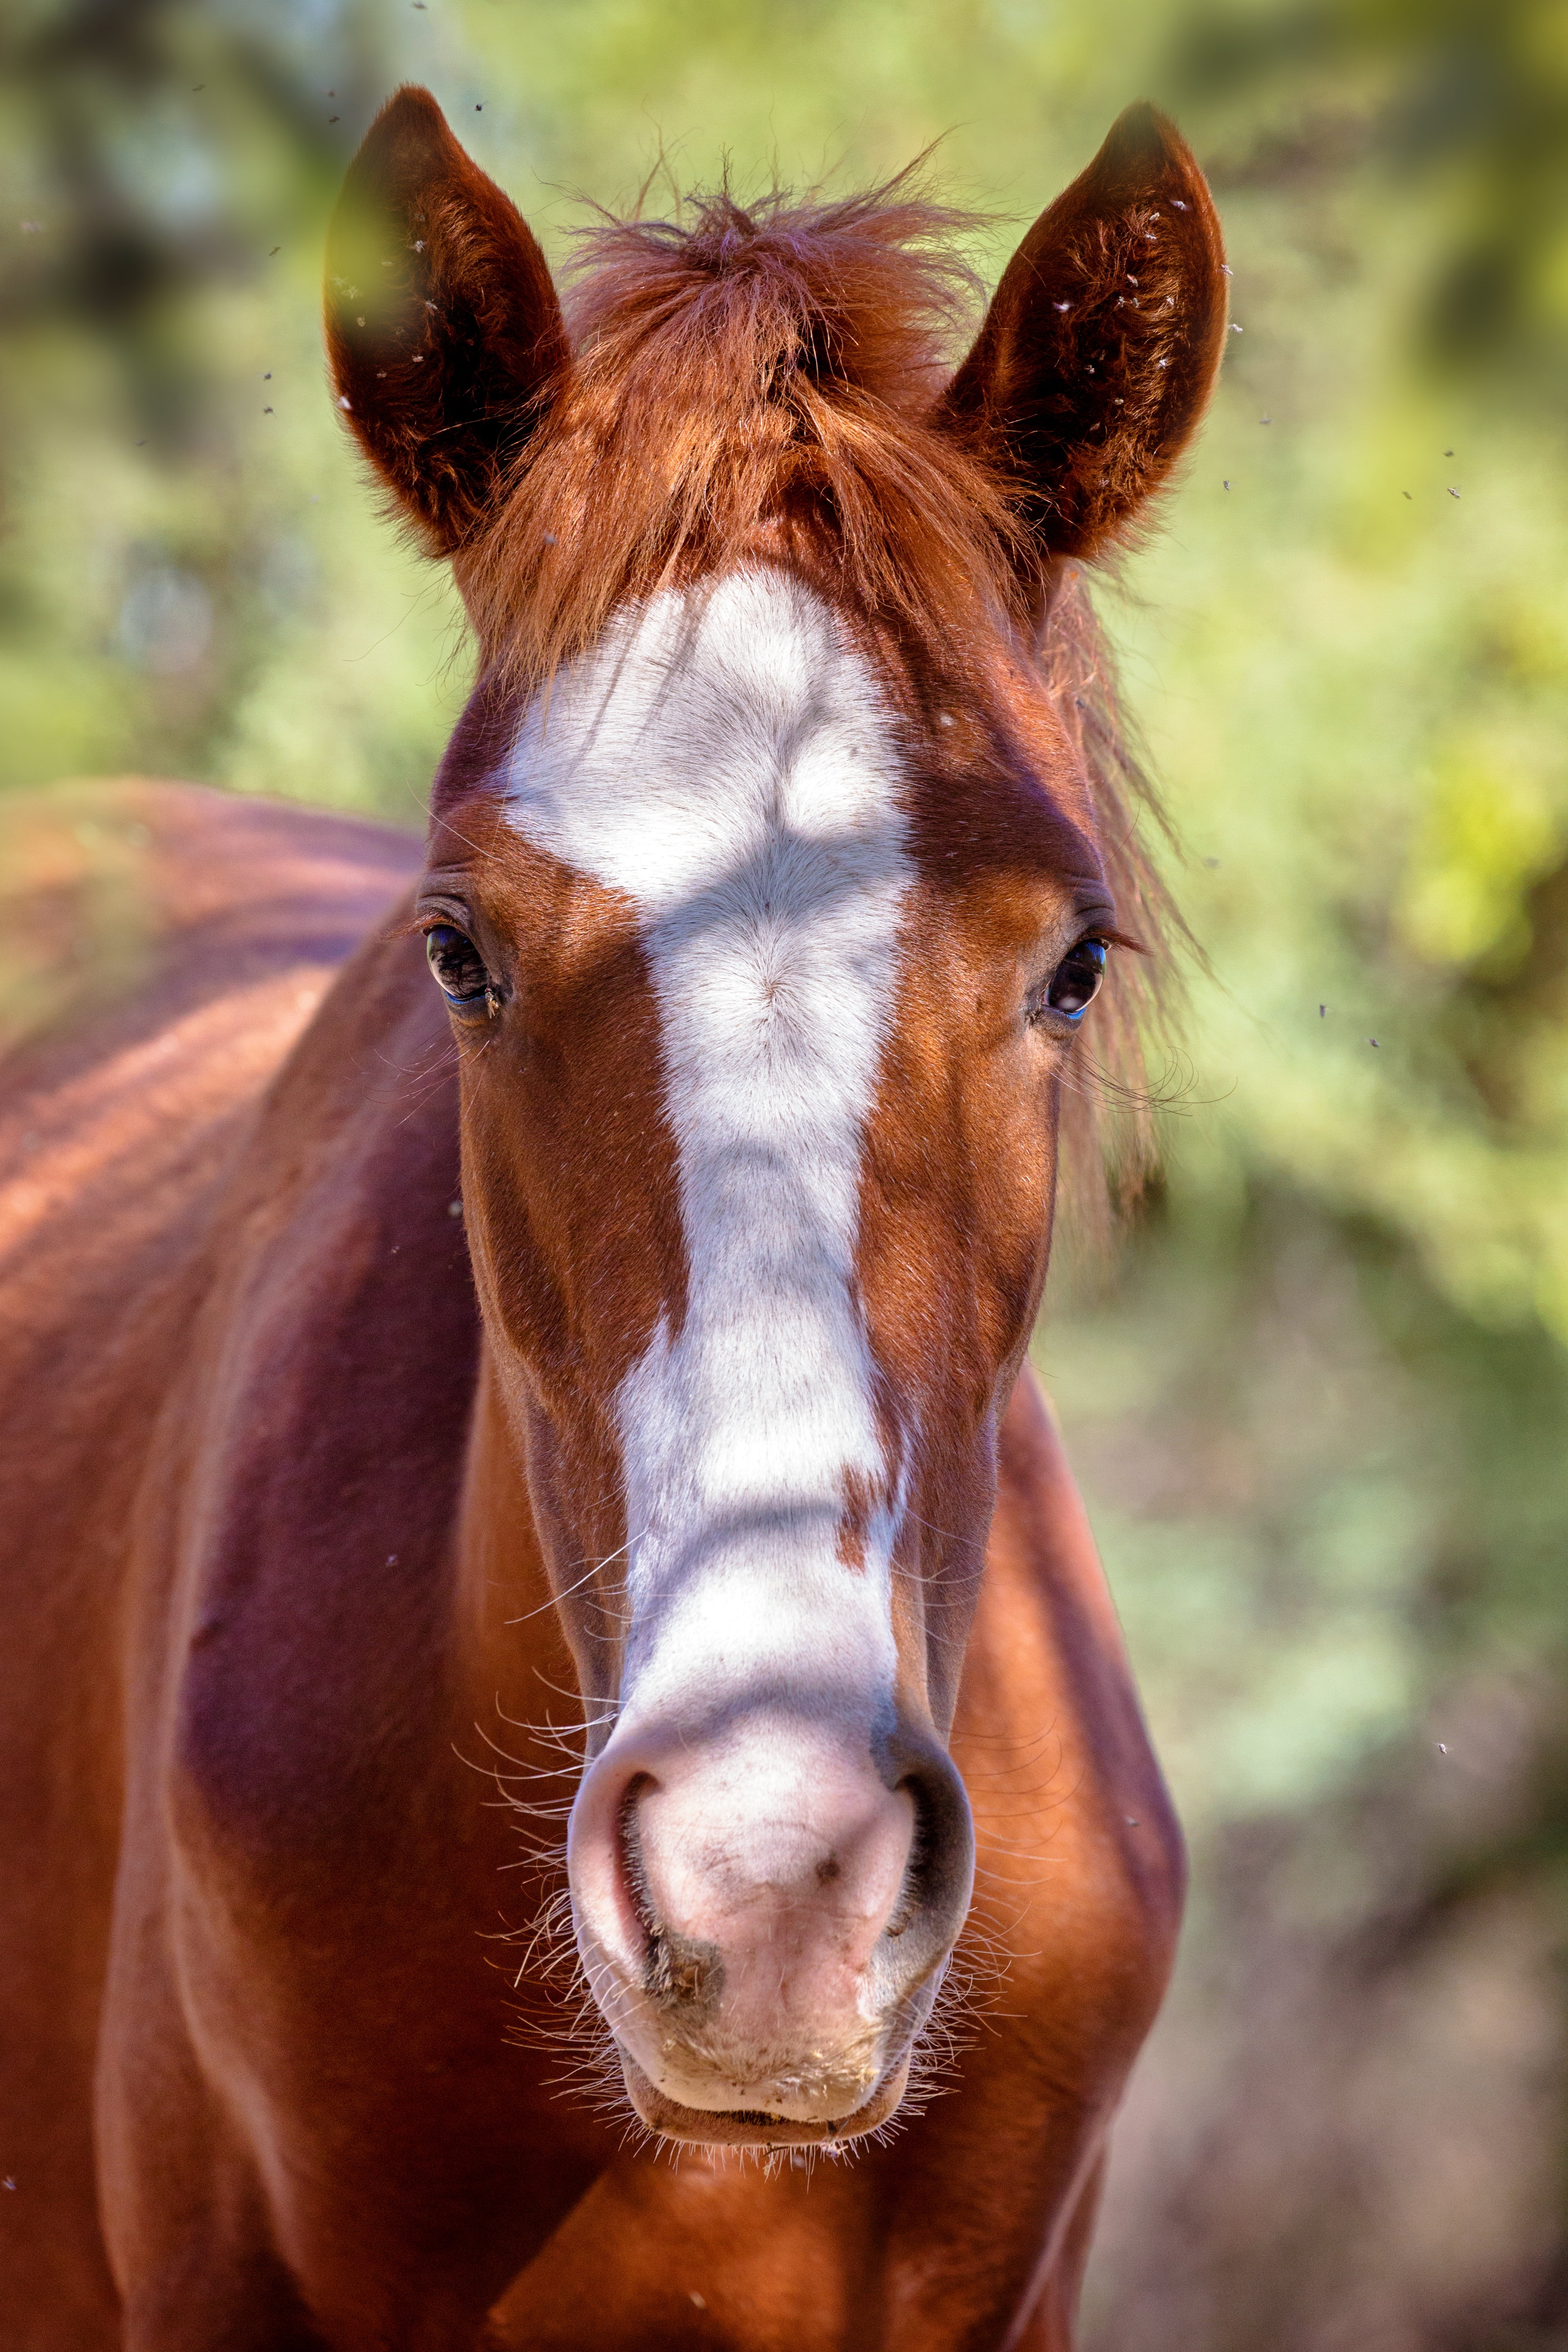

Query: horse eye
<box><xmin>425</xmin><ymin>923</ymin><xmax>492</xmax><ymax>1010</ymax></box>
<box><xmin>1043</xmin><ymin>938</ymin><xmax>1107</xmax><ymax>1022</ymax></box>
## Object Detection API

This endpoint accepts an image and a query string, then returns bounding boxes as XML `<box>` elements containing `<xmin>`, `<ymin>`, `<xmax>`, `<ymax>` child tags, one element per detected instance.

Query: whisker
<box><xmin>503</xmin><ymin>1526</ymin><xmax>646</xmax><ymax>1625</ymax></box>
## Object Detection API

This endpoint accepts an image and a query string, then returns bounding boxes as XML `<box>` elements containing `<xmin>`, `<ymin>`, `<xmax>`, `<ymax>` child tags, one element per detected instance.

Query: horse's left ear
<box><xmin>325</xmin><ymin>86</ymin><xmax>567</xmax><ymax>555</ymax></box>
<box><xmin>936</xmin><ymin>103</ymin><xmax>1227</xmax><ymax>573</ymax></box>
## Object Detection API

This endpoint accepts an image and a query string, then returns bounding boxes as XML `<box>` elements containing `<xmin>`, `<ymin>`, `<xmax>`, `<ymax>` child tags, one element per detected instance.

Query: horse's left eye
<box><xmin>1042</xmin><ymin>938</ymin><xmax>1107</xmax><ymax>1022</ymax></box>
<box><xmin>425</xmin><ymin>923</ymin><xmax>493</xmax><ymax>1010</ymax></box>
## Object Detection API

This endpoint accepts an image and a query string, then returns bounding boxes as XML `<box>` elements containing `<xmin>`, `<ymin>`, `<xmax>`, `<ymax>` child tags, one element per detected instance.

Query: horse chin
<box><xmin>616</xmin><ymin>2045</ymin><xmax>913</xmax><ymax>2151</ymax></box>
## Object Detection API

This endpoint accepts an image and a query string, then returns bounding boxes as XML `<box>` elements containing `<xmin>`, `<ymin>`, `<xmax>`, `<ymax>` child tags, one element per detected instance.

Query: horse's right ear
<box><xmin>325</xmin><ymin>87</ymin><xmax>567</xmax><ymax>556</ymax></box>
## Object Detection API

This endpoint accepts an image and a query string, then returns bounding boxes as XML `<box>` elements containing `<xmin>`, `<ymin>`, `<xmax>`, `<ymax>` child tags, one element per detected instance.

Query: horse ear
<box><xmin>325</xmin><ymin>86</ymin><xmax>567</xmax><ymax>556</ymax></box>
<box><xmin>936</xmin><ymin>103</ymin><xmax>1227</xmax><ymax>574</ymax></box>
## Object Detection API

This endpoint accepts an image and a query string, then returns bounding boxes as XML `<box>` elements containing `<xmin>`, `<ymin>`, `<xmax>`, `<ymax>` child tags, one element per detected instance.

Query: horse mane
<box><xmin>1039</xmin><ymin>570</ymin><xmax>1187</xmax><ymax>1247</ymax></box>
<box><xmin>457</xmin><ymin>176</ymin><xmax>1184</xmax><ymax>1234</ymax></box>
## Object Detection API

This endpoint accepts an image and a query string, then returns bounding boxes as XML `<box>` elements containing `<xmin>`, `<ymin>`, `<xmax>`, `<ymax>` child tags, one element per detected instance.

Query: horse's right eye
<box><xmin>425</xmin><ymin>924</ymin><xmax>492</xmax><ymax>1010</ymax></box>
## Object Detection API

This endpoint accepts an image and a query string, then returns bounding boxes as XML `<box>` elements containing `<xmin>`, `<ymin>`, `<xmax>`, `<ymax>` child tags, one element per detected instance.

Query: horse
<box><xmin>0</xmin><ymin>86</ymin><xmax>1225</xmax><ymax>2349</ymax></box>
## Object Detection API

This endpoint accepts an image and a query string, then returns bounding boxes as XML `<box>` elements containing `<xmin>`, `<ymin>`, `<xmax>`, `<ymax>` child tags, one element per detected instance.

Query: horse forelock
<box><xmin>457</xmin><ymin>175</ymin><xmax>1021</xmax><ymax>699</ymax></box>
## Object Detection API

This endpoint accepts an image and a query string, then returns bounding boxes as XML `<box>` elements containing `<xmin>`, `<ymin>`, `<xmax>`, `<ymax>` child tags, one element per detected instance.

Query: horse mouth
<box><xmin>616</xmin><ymin>2044</ymin><xmax>913</xmax><ymax>2149</ymax></box>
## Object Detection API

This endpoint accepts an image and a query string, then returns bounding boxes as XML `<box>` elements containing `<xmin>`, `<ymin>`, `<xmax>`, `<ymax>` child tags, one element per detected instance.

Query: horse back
<box><xmin>0</xmin><ymin>780</ymin><xmax>418</xmax><ymax>2345</ymax></box>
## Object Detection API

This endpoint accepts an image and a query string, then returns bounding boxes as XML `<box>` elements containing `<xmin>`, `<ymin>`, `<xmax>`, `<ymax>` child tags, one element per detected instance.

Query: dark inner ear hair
<box><xmin>936</xmin><ymin>101</ymin><xmax>1229</xmax><ymax>571</ymax></box>
<box><xmin>325</xmin><ymin>85</ymin><xmax>567</xmax><ymax>557</ymax></box>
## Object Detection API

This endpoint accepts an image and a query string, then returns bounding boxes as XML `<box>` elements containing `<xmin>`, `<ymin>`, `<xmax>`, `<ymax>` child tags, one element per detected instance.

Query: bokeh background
<box><xmin>4</xmin><ymin>1</ymin><xmax>1567</xmax><ymax>2341</ymax></box>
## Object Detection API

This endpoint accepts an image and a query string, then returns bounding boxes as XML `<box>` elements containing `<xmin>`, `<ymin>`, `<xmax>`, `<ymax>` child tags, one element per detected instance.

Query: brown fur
<box><xmin>0</xmin><ymin>784</ymin><xmax>1181</xmax><ymax>2348</ymax></box>
<box><xmin>1</xmin><ymin>90</ymin><xmax>1229</xmax><ymax>2349</ymax></box>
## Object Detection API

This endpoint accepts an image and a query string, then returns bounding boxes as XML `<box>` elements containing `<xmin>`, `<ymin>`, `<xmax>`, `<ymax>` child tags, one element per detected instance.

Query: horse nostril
<box><xmin>881</xmin><ymin>1777</ymin><xmax>931</xmax><ymax>1940</ymax></box>
<box><xmin>877</xmin><ymin>1745</ymin><xmax>973</xmax><ymax>1964</ymax></box>
<box><xmin>616</xmin><ymin>1771</ymin><xmax>658</xmax><ymax>1953</ymax></box>
<box><xmin>617</xmin><ymin>1770</ymin><xmax>724</xmax><ymax>2016</ymax></box>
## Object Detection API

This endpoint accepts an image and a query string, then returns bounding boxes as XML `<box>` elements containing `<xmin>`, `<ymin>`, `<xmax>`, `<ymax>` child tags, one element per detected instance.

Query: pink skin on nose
<box><xmin>569</xmin><ymin>1719</ymin><xmax>918</xmax><ymax>2123</ymax></box>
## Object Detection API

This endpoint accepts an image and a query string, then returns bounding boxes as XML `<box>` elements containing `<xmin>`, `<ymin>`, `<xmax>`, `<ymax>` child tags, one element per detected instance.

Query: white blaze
<box><xmin>503</xmin><ymin>569</ymin><xmax>913</xmax><ymax>1724</ymax></box>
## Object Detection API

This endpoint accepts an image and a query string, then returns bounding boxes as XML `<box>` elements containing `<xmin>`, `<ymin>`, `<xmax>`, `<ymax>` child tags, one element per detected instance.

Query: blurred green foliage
<box><xmin>2</xmin><ymin>0</ymin><xmax>1566</xmax><ymax>2336</ymax></box>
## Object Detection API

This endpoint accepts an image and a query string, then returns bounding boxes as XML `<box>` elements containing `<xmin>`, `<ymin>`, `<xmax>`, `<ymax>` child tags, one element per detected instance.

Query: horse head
<box><xmin>323</xmin><ymin>88</ymin><xmax>1224</xmax><ymax>2149</ymax></box>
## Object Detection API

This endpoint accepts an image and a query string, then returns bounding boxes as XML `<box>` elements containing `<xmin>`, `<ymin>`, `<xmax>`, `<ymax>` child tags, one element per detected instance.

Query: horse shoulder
<box><xmin>0</xmin><ymin>779</ymin><xmax>419</xmax><ymax>2344</ymax></box>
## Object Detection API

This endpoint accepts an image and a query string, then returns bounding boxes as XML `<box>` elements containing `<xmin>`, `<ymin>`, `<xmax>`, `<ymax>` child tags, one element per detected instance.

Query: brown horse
<box><xmin>0</xmin><ymin>88</ymin><xmax>1225</xmax><ymax>2349</ymax></box>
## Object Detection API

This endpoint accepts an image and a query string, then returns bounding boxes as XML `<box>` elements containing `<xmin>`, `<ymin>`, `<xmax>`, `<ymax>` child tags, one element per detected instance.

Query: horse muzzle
<box><xmin>567</xmin><ymin>1708</ymin><xmax>974</xmax><ymax>2146</ymax></box>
